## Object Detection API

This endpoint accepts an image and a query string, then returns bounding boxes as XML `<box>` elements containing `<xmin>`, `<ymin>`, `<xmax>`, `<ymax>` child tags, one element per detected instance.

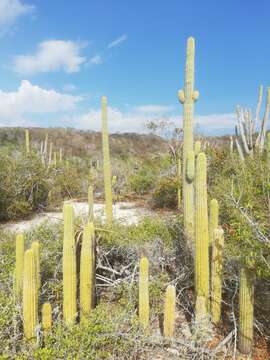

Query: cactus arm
<box><xmin>62</xmin><ymin>203</ymin><xmax>77</xmax><ymax>325</ymax></box>
<box><xmin>139</xmin><ymin>257</ymin><xmax>149</xmax><ymax>330</ymax></box>
<box><xmin>209</xmin><ymin>199</ymin><xmax>219</xmax><ymax>246</ymax></box>
<box><xmin>163</xmin><ymin>285</ymin><xmax>176</xmax><ymax>338</ymax></box>
<box><xmin>101</xmin><ymin>96</ymin><xmax>113</xmax><ymax>224</ymax></box>
<box><xmin>15</xmin><ymin>233</ymin><xmax>24</xmax><ymax>298</ymax></box>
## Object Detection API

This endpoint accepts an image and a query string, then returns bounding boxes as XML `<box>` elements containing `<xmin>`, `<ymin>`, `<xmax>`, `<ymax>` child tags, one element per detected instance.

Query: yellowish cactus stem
<box><xmin>42</xmin><ymin>302</ymin><xmax>52</xmax><ymax>338</ymax></box>
<box><xmin>23</xmin><ymin>249</ymin><xmax>38</xmax><ymax>340</ymax></box>
<box><xmin>101</xmin><ymin>96</ymin><xmax>113</xmax><ymax>224</ymax></box>
<box><xmin>209</xmin><ymin>199</ymin><xmax>219</xmax><ymax>246</ymax></box>
<box><xmin>88</xmin><ymin>185</ymin><xmax>94</xmax><ymax>222</ymax></box>
<box><xmin>194</xmin><ymin>140</ymin><xmax>201</xmax><ymax>156</ymax></box>
<box><xmin>139</xmin><ymin>257</ymin><xmax>149</xmax><ymax>330</ymax></box>
<box><xmin>63</xmin><ymin>203</ymin><xmax>77</xmax><ymax>325</ymax></box>
<box><xmin>238</xmin><ymin>267</ymin><xmax>254</xmax><ymax>355</ymax></box>
<box><xmin>163</xmin><ymin>285</ymin><xmax>176</xmax><ymax>338</ymax></box>
<box><xmin>25</xmin><ymin>129</ymin><xmax>30</xmax><ymax>154</ymax></box>
<box><xmin>195</xmin><ymin>152</ymin><xmax>209</xmax><ymax>313</ymax></box>
<box><xmin>176</xmin><ymin>153</ymin><xmax>181</xmax><ymax>210</ymax></box>
<box><xmin>211</xmin><ymin>227</ymin><xmax>224</xmax><ymax>324</ymax></box>
<box><xmin>31</xmin><ymin>241</ymin><xmax>41</xmax><ymax>292</ymax></box>
<box><xmin>15</xmin><ymin>233</ymin><xmax>24</xmax><ymax>298</ymax></box>
<box><xmin>80</xmin><ymin>222</ymin><xmax>95</xmax><ymax>323</ymax></box>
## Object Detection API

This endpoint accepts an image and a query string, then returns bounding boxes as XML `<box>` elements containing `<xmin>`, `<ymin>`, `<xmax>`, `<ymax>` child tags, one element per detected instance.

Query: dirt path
<box><xmin>1</xmin><ymin>201</ymin><xmax>155</xmax><ymax>233</ymax></box>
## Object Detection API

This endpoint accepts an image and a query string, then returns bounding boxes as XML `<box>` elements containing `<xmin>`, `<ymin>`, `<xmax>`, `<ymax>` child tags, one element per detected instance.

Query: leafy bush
<box><xmin>151</xmin><ymin>177</ymin><xmax>178</xmax><ymax>209</ymax></box>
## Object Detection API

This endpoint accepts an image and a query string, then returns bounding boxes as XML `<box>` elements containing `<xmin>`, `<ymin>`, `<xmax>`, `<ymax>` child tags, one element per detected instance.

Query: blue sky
<box><xmin>0</xmin><ymin>0</ymin><xmax>269</xmax><ymax>134</ymax></box>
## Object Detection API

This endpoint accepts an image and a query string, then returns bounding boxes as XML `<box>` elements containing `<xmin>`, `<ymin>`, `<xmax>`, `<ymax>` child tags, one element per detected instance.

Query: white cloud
<box><xmin>0</xmin><ymin>0</ymin><xmax>34</xmax><ymax>32</ymax></box>
<box><xmin>0</xmin><ymin>80</ymin><xmax>82</xmax><ymax>125</ymax></box>
<box><xmin>88</xmin><ymin>54</ymin><xmax>102</xmax><ymax>65</ymax></box>
<box><xmin>108</xmin><ymin>34</ymin><xmax>128</xmax><ymax>49</ymax></box>
<box><xmin>13</xmin><ymin>40</ymin><xmax>87</xmax><ymax>75</ymax></box>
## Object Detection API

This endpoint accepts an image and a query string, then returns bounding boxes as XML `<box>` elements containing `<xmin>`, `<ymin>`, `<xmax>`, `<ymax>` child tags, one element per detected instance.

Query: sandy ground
<box><xmin>2</xmin><ymin>201</ymin><xmax>154</xmax><ymax>233</ymax></box>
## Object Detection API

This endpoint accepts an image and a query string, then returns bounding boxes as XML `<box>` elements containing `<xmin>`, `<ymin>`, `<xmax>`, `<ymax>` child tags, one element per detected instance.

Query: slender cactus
<box><xmin>53</xmin><ymin>152</ymin><xmax>57</xmax><ymax>166</ymax></box>
<box><xmin>101</xmin><ymin>96</ymin><xmax>113</xmax><ymax>224</ymax></box>
<box><xmin>163</xmin><ymin>285</ymin><xmax>176</xmax><ymax>338</ymax></box>
<box><xmin>178</xmin><ymin>37</ymin><xmax>199</xmax><ymax>242</ymax></box>
<box><xmin>23</xmin><ymin>249</ymin><xmax>38</xmax><ymax>340</ymax></box>
<box><xmin>49</xmin><ymin>142</ymin><xmax>53</xmax><ymax>165</ymax></box>
<box><xmin>211</xmin><ymin>227</ymin><xmax>224</xmax><ymax>324</ymax></box>
<box><xmin>15</xmin><ymin>233</ymin><xmax>24</xmax><ymax>298</ymax></box>
<box><xmin>80</xmin><ymin>222</ymin><xmax>95</xmax><ymax>323</ymax></box>
<box><xmin>59</xmin><ymin>148</ymin><xmax>63</xmax><ymax>163</ymax></box>
<box><xmin>63</xmin><ymin>203</ymin><xmax>77</xmax><ymax>325</ymax></box>
<box><xmin>266</xmin><ymin>132</ymin><xmax>270</xmax><ymax>165</ymax></box>
<box><xmin>238</xmin><ymin>267</ymin><xmax>254</xmax><ymax>355</ymax></box>
<box><xmin>139</xmin><ymin>257</ymin><xmax>149</xmax><ymax>330</ymax></box>
<box><xmin>195</xmin><ymin>153</ymin><xmax>209</xmax><ymax>313</ymax></box>
<box><xmin>88</xmin><ymin>185</ymin><xmax>94</xmax><ymax>222</ymax></box>
<box><xmin>31</xmin><ymin>242</ymin><xmax>40</xmax><ymax>292</ymax></box>
<box><xmin>194</xmin><ymin>141</ymin><xmax>201</xmax><ymax>156</ymax></box>
<box><xmin>209</xmin><ymin>199</ymin><xmax>219</xmax><ymax>246</ymax></box>
<box><xmin>42</xmin><ymin>302</ymin><xmax>52</xmax><ymax>338</ymax></box>
<box><xmin>25</xmin><ymin>129</ymin><xmax>30</xmax><ymax>154</ymax></box>
<box><xmin>176</xmin><ymin>153</ymin><xmax>181</xmax><ymax>209</ymax></box>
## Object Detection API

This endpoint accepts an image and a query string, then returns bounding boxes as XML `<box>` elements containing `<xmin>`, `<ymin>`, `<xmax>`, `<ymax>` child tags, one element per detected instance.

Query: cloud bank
<box><xmin>0</xmin><ymin>0</ymin><xmax>34</xmax><ymax>33</ymax></box>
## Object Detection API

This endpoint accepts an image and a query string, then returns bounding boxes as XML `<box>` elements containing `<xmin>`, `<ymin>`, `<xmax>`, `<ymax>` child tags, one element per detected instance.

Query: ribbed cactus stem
<box><xmin>194</xmin><ymin>141</ymin><xmax>201</xmax><ymax>156</ymax></box>
<box><xmin>267</xmin><ymin>132</ymin><xmax>270</xmax><ymax>165</ymax></box>
<box><xmin>88</xmin><ymin>185</ymin><xmax>94</xmax><ymax>222</ymax></box>
<box><xmin>211</xmin><ymin>227</ymin><xmax>224</xmax><ymax>324</ymax></box>
<box><xmin>139</xmin><ymin>257</ymin><xmax>149</xmax><ymax>330</ymax></box>
<box><xmin>31</xmin><ymin>241</ymin><xmax>40</xmax><ymax>292</ymax></box>
<box><xmin>238</xmin><ymin>267</ymin><xmax>254</xmax><ymax>355</ymax></box>
<box><xmin>15</xmin><ymin>233</ymin><xmax>24</xmax><ymax>298</ymax></box>
<box><xmin>80</xmin><ymin>222</ymin><xmax>95</xmax><ymax>323</ymax></box>
<box><xmin>23</xmin><ymin>249</ymin><xmax>38</xmax><ymax>340</ymax></box>
<box><xmin>25</xmin><ymin>129</ymin><xmax>30</xmax><ymax>154</ymax></box>
<box><xmin>42</xmin><ymin>302</ymin><xmax>52</xmax><ymax>338</ymax></box>
<box><xmin>101</xmin><ymin>96</ymin><xmax>113</xmax><ymax>224</ymax></box>
<box><xmin>195</xmin><ymin>152</ymin><xmax>209</xmax><ymax>312</ymax></box>
<box><xmin>209</xmin><ymin>199</ymin><xmax>219</xmax><ymax>246</ymax></box>
<box><xmin>49</xmin><ymin>142</ymin><xmax>53</xmax><ymax>165</ymax></box>
<box><xmin>178</xmin><ymin>37</ymin><xmax>199</xmax><ymax>242</ymax></box>
<box><xmin>163</xmin><ymin>285</ymin><xmax>176</xmax><ymax>338</ymax></box>
<box><xmin>59</xmin><ymin>148</ymin><xmax>63</xmax><ymax>162</ymax></box>
<box><xmin>53</xmin><ymin>152</ymin><xmax>57</xmax><ymax>166</ymax></box>
<box><xmin>176</xmin><ymin>154</ymin><xmax>181</xmax><ymax>210</ymax></box>
<box><xmin>63</xmin><ymin>203</ymin><xmax>77</xmax><ymax>325</ymax></box>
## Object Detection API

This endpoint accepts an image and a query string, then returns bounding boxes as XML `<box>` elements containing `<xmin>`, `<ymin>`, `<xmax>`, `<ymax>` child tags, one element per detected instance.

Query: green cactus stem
<box><xmin>25</xmin><ymin>129</ymin><xmax>30</xmax><ymax>154</ymax></box>
<box><xmin>211</xmin><ymin>227</ymin><xmax>224</xmax><ymax>324</ymax></box>
<box><xmin>15</xmin><ymin>233</ymin><xmax>25</xmax><ymax>298</ymax></box>
<box><xmin>63</xmin><ymin>203</ymin><xmax>77</xmax><ymax>326</ymax></box>
<box><xmin>101</xmin><ymin>96</ymin><xmax>113</xmax><ymax>224</ymax></box>
<box><xmin>80</xmin><ymin>222</ymin><xmax>95</xmax><ymax>323</ymax></box>
<box><xmin>176</xmin><ymin>153</ymin><xmax>181</xmax><ymax>210</ymax></box>
<box><xmin>194</xmin><ymin>140</ymin><xmax>201</xmax><ymax>156</ymax></box>
<box><xmin>42</xmin><ymin>302</ymin><xmax>52</xmax><ymax>338</ymax></box>
<box><xmin>195</xmin><ymin>152</ymin><xmax>209</xmax><ymax>313</ymax></box>
<box><xmin>31</xmin><ymin>242</ymin><xmax>40</xmax><ymax>292</ymax></box>
<box><xmin>88</xmin><ymin>185</ymin><xmax>94</xmax><ymax>222</ymax></box>
<box><xmin>23</xmin><ymin>249</ymin><xmax>38</xmax><ymax>340</ymax></box>
<box><xmin>163</xmin><ymin>285</ymin><xmax>176</xmax><ymax>338</ymax></box>
<box><xmin>139</xmin><ymin>257</ymin><xmax>149</xmax><ymax>330</ymax></box>
<box><xmin>178</xmin><ymin>37</ymin><xmax>199</xmax><ymax>242</ymax></box>
<box><xmin>266</xmin><ymin>132</ymin><xmax>270</xmax><ymax>165</ymax></box>
<box><xmin>209</xmin><ymin>199</ymin><xmax>219</xmax><ymax>246</ymax></box>
<box><xmin>238</xmin><ymin>267</ymin><xmax>255</xmax><ymax>355</ymax></box>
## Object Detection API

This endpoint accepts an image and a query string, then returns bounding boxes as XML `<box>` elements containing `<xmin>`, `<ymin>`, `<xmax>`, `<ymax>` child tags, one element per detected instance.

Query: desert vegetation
<box><xmin>0</xmin><ymin>37</ymin><xmax>269</xmax><ymax>360</ymax></box>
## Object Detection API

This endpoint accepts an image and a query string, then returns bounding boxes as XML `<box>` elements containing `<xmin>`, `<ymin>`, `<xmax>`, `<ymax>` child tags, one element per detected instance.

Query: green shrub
<box><xmin>151</xmin><ymin>177</ymin><xmax>178</xmax><ymax>209</ymax></box>
<box><xmin>128</xmin><ymin>167</ymin><xmax>156</xmax><ymax>195</ymax></box>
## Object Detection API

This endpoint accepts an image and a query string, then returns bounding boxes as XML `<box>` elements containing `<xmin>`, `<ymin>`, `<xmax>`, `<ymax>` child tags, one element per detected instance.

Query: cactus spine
<box><xmin>239</xmin><ymin>267</ymin><xmax>254</xmax><ymax>355</ymax></box>
<box><xmin>211</xmin><ymin>227</ymin><xmax>224</xmax><ymax>324</ymax></box>
<box><xmin>209</xmin><ymin>199</ymin><xmax>219</xmax><ymax>246</ymax></box>
<box><xmin>88</xmin><ymin>185</ymin><xmax>94</xmax><ymax>222</ymax></box>
<box><xmin>25</xmin><ymin>129</ymin><xmax>30</xmax><ymax>154</ymax></box>
<box><xmin>101</xmin><ymin>96</ymin><xmax>113</xmax><ymax>224</ymax></box>
<box><xmin>163</xmin><ymin>285</ymin><xmax>176</xmax><ymax>338</ymax></box>
<box><xmin>23</xmin><ymin>249</ymin><xmax>38</xmax><ymax>340</ymax></box>
<box><xmin>178</xmin><ymin>37</ymin><xmax>199</xmax><ymax>242</ymax></box>
<box><xmin>31</xmin><ymin>242</ymin><xmax>40</xmax><ymax>292</ymax></box>
<box><xmin>15</xmin><ymin>233</ymin><xmax>24</xmax><ymax>298</ymax></box>
<box><xmin>63</xmin><ymin>203</ymin><xmax>77</xmax><ymax>325</ymax></box>
<box><xmin>80</xmin><ymin>222</ymin><xmax>95</xmax><ymax>323</ymax></box>
<box><xmin>42</xmin><ymin>302</ymin><xmax>52</xmax><ymax>338</ymax></box>
<box><xmin>195</xmin><ymin>153</ymin><xmax>209</xmax><ymax>312</ymax></box>
<box><xmin>139</xmin><ymin>257</ymin><xmax>149</xmax><ymax>330</ymax></box>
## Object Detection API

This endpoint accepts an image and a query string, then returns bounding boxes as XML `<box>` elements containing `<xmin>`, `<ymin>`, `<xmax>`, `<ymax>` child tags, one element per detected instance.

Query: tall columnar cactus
<box><xmin>63</xmin><ymin>203</ymin><xmax>77</xmax><ymax>326</ymax></box>
<box><xmin>23</xmin><ymin>249</ymin><xmax>38</xmax><ymax>340</ymax></box>
<box><xmin>178</xmin><ymin>37</ymin><xmax>199</xmax><ymax>241</ymax></box>
<box><xmin>139</xmin><ymin>257</ymin><xmax>149</xmax><ymax>330</ymax></box>
<box><xmin>15</xmin><ymin>233</ymin><xmax>25</xmax><ymax>298</ymax></box>
<box><xmin>195</xmin><ymin>152</ymin><xmax>209</xmax><ymax>312</ymax></box>
<box><xmin>101</xmin><ymin>96</ymin><xmax>113</xmax><ymax>224</ymax></box>
<box><xmin>53</xmin><ymin>152</ymin><xmax>57</xmax><ymax>166</ymax></box>
<box><xmin>88</xmin><ymin>185</ymin><xmax>94</xmax><ymax>222</ymax></box>
<box><xmin>25</xmin><ymin>129</ymin><xmax>30</xmax><ymax>154</ymax></box>
<box><xmin>211</xmin><ymin>227</ymin><xmax>224</xmax><ymax>324</ymax></box>
<box><xmin>176</xmin><ymin>153</ymin><xmax>181</xmax><ymax>210</ymax></box>
<box><xmin>31</xmin><ymin>242</ymin><xmax>40</xmax><ymax>292</ymax></box>
<box><xmin>267</xmin><ymin>132</ymin><xmax>270</xmax><ymax>165</ymax></box>
<box><xmin>49</xmin><ymin>142</ymin><xmax>53</xmax><ymax>165</ymax></box>
<box><xmin>194</xmin><ymin>140</ymin><xmax>201</xmax><ymax>156</ymax></box>
<box><xmin>239</xmin><ymin>267</ymin><xmax>254</xmax><ymax>355</ymax></box>
<box><xmin>80</xmin><ymin>222</ymin><xmax>95</xmax><ymax>323</ymax></box>
<box><xmin>209</xmin><ymin>199</ymin><xmax>219</xmax><ymax>246</ymax></box>
<box><xmin>59</xmin><ymin>148</ymin><xmax>63</xmax><ymax>162</ymax></box>
<box><xmin>42</xmin><ymin>302</ymin><xmax>52</xmax><ymax>338</ymax></box>
<box><xmin>163</xmin><ymin>285</ymin><xmax>176</xmax><ymax>338</ymax></box>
